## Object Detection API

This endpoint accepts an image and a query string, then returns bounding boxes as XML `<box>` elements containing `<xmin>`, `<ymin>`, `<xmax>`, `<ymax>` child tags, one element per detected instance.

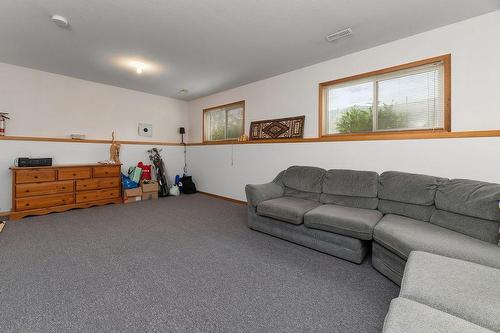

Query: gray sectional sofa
<box><xmin>383</xmin><ymin>251</ymin><xmax>500</xmax><ymax>332</ymax></box>
<box><xmin>245</xmin><ymin>166</ymin><xmax>500</xmax><ymax>284</ymax></box>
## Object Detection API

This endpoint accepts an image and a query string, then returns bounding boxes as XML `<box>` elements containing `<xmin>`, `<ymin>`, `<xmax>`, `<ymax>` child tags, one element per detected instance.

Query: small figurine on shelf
<box><xmin>0</xmin><ymin>112</ymin><xmax>10</xmax><ymax>136</ymax></box>
<box><xmin>237</xmin><ymin>134</ymin><xmax>249</xmax><ymax>142</ymax></box>
<box><xmin>109</xmin><ymin>131</ymin><xmax>121</xmax><ymax>164</ymax></box>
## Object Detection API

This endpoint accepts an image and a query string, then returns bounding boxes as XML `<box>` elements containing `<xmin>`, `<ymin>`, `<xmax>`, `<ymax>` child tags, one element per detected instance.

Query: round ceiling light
<box><xmin>128</xmin><ymin>61</ymin><xmax>149</xmax><ymax>75</ymax></box>
<box><xmin>51</xmin><ymin>14</ymin><xmax>70</xmax><ymax>28</ymax></box>
<box><xmin>113</xmin><ymin>56</ymin><xmax>163</xmax><ymax>76</ymax></box>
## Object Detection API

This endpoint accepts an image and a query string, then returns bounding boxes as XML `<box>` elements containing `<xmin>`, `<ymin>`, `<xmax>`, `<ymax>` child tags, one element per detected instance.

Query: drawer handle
<box><xmin>73</xmin><ymin>173</ymin><xmax>77</xmax><ymax>176</ymax></box>
<box><xmin>34</xmin><ymin>176</ymin><xmax>39</xmax><ymax>179</ymax></box>
<box><xmin>25</xmin><ymin>203</ymin><xmax>30</xmax><ymax>207</ymax></box>
<box><xmin>83</xmin><ymin>196</ymin><xmax>87</xmax><ymax>199</ymax></box>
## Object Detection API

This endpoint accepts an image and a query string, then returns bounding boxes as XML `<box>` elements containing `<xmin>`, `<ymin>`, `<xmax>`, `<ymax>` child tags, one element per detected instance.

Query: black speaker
<box><xmin>179</xmin><ymin>127</ymin><xmax>185</xmax><ymax>134</ymax></box>
<box><xmin>15</xmin><ymin>157</ymin><xmax>53</xmax><ymax>167</ymax></box>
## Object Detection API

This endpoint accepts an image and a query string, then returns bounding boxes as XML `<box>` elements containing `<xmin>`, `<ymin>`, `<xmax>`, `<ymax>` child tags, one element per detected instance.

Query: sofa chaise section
<box><xmin>383</xmin><ymin>251</ymin><xmax>500</xmax><ymax>333</ymax></box>
<box><xmin>383</xmin><ymin>298</ymin><xmax>492</xmax><ymax>333</ymax></box>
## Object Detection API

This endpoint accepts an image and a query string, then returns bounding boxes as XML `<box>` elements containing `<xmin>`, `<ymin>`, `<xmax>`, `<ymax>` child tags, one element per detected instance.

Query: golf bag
<box><xmin>147</xmin><ymin>148</ymin><xmax>172</xmax><ymax>197</ymax></box>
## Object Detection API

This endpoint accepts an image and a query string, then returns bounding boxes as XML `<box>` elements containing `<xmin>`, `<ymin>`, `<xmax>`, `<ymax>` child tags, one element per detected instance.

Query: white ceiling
<box><xmin>0</xmin><ymin>0</ymin><xmax>499</xmax><ymax>101</ymax></box>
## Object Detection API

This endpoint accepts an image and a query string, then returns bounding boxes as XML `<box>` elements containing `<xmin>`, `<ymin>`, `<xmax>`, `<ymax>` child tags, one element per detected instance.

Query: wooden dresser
<box><xmin>10</xmin><ymin>164</ymin><xmax>122</xmax><ymax>220</ymax></box>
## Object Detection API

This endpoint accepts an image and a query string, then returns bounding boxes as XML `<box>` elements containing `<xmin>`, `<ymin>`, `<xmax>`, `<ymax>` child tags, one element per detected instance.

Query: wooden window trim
<box><xmin>202</xmin><ymin>100</ymin><xmax>245</xmax><ymax>143</ymax></box>
<box><xmin>318</xmin><ymin>54</ymin><xmax>452</xmax><ymax>138</ymax></box>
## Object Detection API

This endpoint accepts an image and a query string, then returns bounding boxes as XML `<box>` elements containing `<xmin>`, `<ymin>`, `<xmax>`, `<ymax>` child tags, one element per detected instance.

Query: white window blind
<box><xmin>323</xmin><ymin>61</ymin><xmax>445</xmax><ymax>134</ymax></box>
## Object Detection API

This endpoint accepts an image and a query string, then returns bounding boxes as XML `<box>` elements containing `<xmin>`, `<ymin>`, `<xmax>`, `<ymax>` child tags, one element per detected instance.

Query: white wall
<box><xmin>0</xmin><ymin>62</ymin><xmax>188</xmax><ymax>212</ymax></box>
<box><xmin>186</xmin><ymin>11</ymin><xmax>500</xmax><ymax>200</ymax></box>
<box><xmin>188</xmin><ymin>138</ymin><xmax>500</xmax><ymax>201</ymax></box>
<box><xmin>0</xmin><ymin>141</ymin><xmax>185</xmax><ymax>211</ymax></box>
<box><xmin>0</xmin><ymin>62</ymin><xmax>188</xmax><ymax>142</ymax></box>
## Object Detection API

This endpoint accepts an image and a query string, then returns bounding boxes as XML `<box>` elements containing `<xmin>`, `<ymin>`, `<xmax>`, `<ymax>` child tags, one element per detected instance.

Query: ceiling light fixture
<box><xmin>128</xmin><ymin>61</ymin><xmax>148</xmax><ymax>75</ymax></box>
<box><xmin>51</xmin><ymin>14</ymin><xmax>70</xmax><ymax>29</ymax></box>
<box><xmin>326</xmin><ymin>28</ymin><xmax>353</xmax><ymax>42</ymax></box>
<box><xmin>114</xmin><ymin>57</ymin><xmax>162</xmax><ymax>76</ymax></box>
<box><xmin>178</xmin><ymin>89</ymin><xmax>189</xmax><ymax>94</ymax></box>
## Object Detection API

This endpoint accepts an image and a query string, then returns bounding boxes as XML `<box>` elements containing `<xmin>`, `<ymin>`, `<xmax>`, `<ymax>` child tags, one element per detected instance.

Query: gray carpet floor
<box><xmin>0</xmin><ymin>194</ymin><xmax>399</xmax><ymax>332</ymax></box>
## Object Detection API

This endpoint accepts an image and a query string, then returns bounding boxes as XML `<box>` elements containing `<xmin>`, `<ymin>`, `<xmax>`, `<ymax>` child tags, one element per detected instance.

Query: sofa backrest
<box><xmin>282</xmin><ymin>166</ymin><xmax>325</xmax><ymax>201</ymax></box>
<box><xmin>378</xmin><ymin>171</ymin><xmax>446</xmax><ymax>221</ymax></box>
<box><xmin>431</xmin><ymin>179</ymin><xmax>500</xmax><ymax>244</ymax></box>
<box><xmin>320</xmin><ymin>169</ymin><xmax>379</xmax><ymax>209</ymax></box>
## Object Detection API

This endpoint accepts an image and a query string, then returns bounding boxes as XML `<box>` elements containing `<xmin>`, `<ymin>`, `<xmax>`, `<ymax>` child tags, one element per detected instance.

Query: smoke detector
<box><xmin>178</xmin><ymin>89</ymin><xmax>189</xmax><ymax>95</ymax></box>
<box><xmin>326</xmin><ymin>28</ymin><xmax>353</xmax><ymax>42</ymax></box>
<box><xmin>51</xmin><ymin>15</ymin><xmax>70</xmax><ymax>29</ymax></box>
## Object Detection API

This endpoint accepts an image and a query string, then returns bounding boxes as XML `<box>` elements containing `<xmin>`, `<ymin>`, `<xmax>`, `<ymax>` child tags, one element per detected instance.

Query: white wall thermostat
<box><xmin>138</xmin><ymin>123</ymin><xmax>153</xmax><ymax>137</ymax></box>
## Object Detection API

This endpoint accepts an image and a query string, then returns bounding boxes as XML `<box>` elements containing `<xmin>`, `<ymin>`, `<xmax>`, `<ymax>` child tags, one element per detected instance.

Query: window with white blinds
<box><xmin>321</xmin><ymin>57</ymin><xmax>449</xmax><ymax>135</ymax></box>
<box><xmin>203</xmin><ymin>101</ymin><xmax>245</xmax><ymax>141</ymax></box>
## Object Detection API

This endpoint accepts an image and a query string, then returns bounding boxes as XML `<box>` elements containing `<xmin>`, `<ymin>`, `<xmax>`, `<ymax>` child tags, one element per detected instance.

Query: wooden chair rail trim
<box><xmin>0</xmin><ymin>135</ymin><xmax>183</xmax><ymax>146</ymax></box>
<box><xmin>186</xmin><ymin>130</ymin><xmax>500</xmax><ymax>146</ymax></box>
<box><xmin>2</xmin><ymin>130</ymin><xmax>499</xmax><ymax>147</ymax></box>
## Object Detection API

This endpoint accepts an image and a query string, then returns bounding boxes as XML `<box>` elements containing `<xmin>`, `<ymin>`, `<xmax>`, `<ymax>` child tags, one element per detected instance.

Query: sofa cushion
<box><xmin>378</xmin><ymin>199</ymin><xmax>435</xmax><ymax>222</ymax></box>
<box><xmin>379</xmin><ymin>171</ymin><xmax>445</xmax><ymax>205</ymax></box>
<box><xmin>282</xmin><ymin>166</ymin><xmax>325</xmax><ymax>194</ymax></box>
<box><xmin>400</xmin><ymin>251</ymin><xmax>500</xmax><ymax>332</ymax></box>
<box><xmin>431</xmin><ymin>179</ymin><xmax>500</xmax><ymax>244</ymax></box>
<box><xmin>322</xmin><ymin>169</ymin><xmax>379</xmax><ymax>197</ymax></box>
<box><xmin>373</xmin><ymin>214</ymin><xmax>500</xmax><ymax>269</ymax></box>
<box><xmin>430</xmin><ymin>210</ymin><xmax>500</xmax><ymax>245</ymax></box>
<box><xmin>283</xmin><ymin>188</ymin><xmax>321</xmax><ymax>201</ymax></box>
<box><xmin>378</xmin><ymin>171</ymin><xmax>445</xmax><ymax>221</ymax></box>
<box><xmin>320</xmin><ymin>169</ymin><xmax>379</xmax><ymax>209</ymax></box>
<box><xmin>383</xmin><ymin>297</ymin><xmax>492</xmax><ymax>333</ymax></box>
<box><xmin>257</xmin><ymin>197</ymin><xmax>321</xmax><ymax>225</ymax></box>
<box><xmin>436</xmin><ymin>179</ymin><xmax>500</xmax><ymax>221</ymax></box>
<box><xmin>320</xmin><ymin>194</ymin><xmax>379</xmax><ymax>210</ymax></box>
<box><xmin>304</xmin><ymin>204</ymin><xmax>383</xmax><ymax>240</ymax></box>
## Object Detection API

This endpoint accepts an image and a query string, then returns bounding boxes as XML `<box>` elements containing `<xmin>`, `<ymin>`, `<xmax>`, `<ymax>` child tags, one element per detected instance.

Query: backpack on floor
<box><xmin>180</xmin><ymin>175</ymin><xmax>197</xmax><ymax>194</ymax></box>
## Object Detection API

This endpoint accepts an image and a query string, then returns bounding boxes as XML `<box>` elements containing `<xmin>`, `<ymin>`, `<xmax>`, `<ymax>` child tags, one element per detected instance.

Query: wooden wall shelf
<box><xmin>0</xmin><ymin>135</ymin><xmax>182</xmax><ymax>146</ymax></box>
<box><xmin>187</xmin><ymin>130</ymin><xmax>500</xmax><ymax>146</ymax></box>
<box><xmin>1</xmin><ymin>130</ymin><xmax>499</xmax><ymax>148</ymax></box>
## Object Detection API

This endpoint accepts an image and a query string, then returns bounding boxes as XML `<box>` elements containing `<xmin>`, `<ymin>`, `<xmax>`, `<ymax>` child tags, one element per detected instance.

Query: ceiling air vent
<box><xmin>326</xmin><ymin>28</ymin><xmax>353</xmax><ymax>42</ymax></box>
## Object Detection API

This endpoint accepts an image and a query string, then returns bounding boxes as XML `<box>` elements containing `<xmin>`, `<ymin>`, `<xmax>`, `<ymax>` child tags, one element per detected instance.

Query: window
<box><xmin>319</xmin><ymin>55</ymin><xmax>450</xmax><ymax>136</ymax></box>
<box><xmin>203</xmin><ymin>101</ymin><xmax>245</xmax><ymax>142</ymax></box>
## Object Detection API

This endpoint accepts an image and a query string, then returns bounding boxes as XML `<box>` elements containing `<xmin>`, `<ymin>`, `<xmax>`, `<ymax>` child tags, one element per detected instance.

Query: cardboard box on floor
<box><xmin>141</xmin><ymin>181</ymin><xmax>159</xmax><ymax>193</ymax></box>
<box><xmin>123</xmin><ymin>187</ymin><xmax>142</xmax><ymax>203</ymax></box>
<box><xmin>142</xmin><ymin>192</ymin><xmax>159</xmax><ymax>201</ymax></box>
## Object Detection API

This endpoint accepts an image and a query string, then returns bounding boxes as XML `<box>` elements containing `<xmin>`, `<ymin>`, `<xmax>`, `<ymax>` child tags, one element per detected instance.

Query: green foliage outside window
<box><xmin>335</xmin><ymin>104</ymin><xmax>409</xmax><ymax>133</ymax></box>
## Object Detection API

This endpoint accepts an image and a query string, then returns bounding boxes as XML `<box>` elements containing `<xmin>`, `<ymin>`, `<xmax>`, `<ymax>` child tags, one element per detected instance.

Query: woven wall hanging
<box><xmin>249</xmin><ymin>115</ymin><xmax>305</xmax><ymax>140</ymax></box>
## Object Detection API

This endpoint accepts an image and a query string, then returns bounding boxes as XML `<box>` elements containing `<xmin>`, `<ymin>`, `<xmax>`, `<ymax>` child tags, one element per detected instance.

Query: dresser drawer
<box><xmin>76</xmin><ymin>177</ymin><xmax>120</xmax><ymax>191</ymax></box>
<box><xmin>76</xmin><ymin>188</ymin><xmax>120</xmax><ymax>203</ymax></box>
<box><xmin>93</xmin><ymin>166</ymin><xmax>120</xmax><ymax>178</ymax></box>
<box><xmin>58</xmin><ymin>167</ymin><xmax>91</xmax><ymax>180</ymax></box>
<box><xmin>15</xmin><ymin>169</ymin><xmax>56</xmax><ymax>184</ymax></box>
<box><xmin>15</xmin><ymin>193</ymin><xmax>74</xmax><ymax>211</ymax></box>
<box><xmin>16</xmin><ymin>181</ymin><xmax>73</xmax><ymax>198</ymax></box>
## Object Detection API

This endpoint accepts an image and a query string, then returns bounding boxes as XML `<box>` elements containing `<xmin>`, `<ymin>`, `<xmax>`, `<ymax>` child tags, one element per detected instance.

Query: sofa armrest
<box><xmin>245</xmin><ymin>182</ymin><xmax>284</xmax><ymax>207</ymax></box>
